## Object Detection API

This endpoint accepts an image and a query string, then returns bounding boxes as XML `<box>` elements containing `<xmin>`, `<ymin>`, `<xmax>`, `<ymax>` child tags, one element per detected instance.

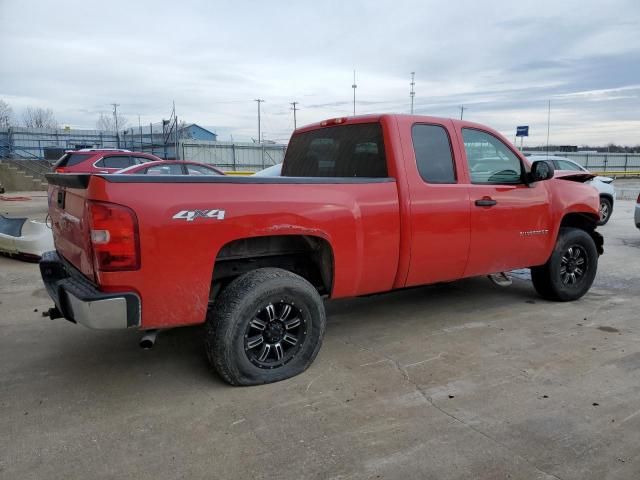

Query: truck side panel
<box><xmin>89</xmin><ymin>178</ymin><xmax>401</xmax><ymax>328</ymax></box>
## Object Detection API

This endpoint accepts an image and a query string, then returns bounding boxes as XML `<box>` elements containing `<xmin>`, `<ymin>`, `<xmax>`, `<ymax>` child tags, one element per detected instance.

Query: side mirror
<box><xmin>529</xmin><ymin>160</ymin><xmax>554</xmax><ymax>183</ymax></box>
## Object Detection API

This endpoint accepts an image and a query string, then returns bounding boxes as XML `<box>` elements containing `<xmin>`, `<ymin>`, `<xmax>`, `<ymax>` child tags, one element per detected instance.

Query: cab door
<box><xmin>402</xmin><ymin>121</ymin><xmax>471</xmax><ymax>286</ymax></box>
<box><xmin>458</xmin><ymin>128</ymin><xmax>553</xmax><ymax>276</ymax></box>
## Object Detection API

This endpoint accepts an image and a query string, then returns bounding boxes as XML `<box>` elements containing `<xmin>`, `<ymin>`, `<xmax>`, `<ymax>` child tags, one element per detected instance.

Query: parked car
<box><xmin>41</xmin><ymin>114</ymin><xmax>603</xmax><ymax>385</ymax></box>
<box><xmin>117</xmin><ymin>160</ymin><xmax>224</xmax><ymax>176</ymax></box>
<box><xmin>53</xmin><ymin>149</ymin><xmax>163</xmax><ymax>174</ymax></box>
<box><xmin>529</xmin><ymin>155</ymin><xmax>615</xmax><ymax>225</ymax></box>
<box><xmin>635</xmin><ymin>193</ymin><xmax>640</xmax><ymax>230</ymax></box>
<box><xmin>254</xmin><ymin>163</ymin><xmax>282</xmax><ymax>176</ymax></box>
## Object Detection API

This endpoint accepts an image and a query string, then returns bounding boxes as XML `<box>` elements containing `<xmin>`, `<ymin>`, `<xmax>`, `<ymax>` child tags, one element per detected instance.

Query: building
<box><xmin>179</xmin><ymin>124</ymin><xmax>217</xmax><ymax>141</ymax></box>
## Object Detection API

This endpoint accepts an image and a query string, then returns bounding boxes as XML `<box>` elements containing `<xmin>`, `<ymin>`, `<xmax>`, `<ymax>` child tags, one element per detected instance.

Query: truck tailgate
<box><xmin>47</xmin><ymin>178</ymin><xmax>95</xmax><ymax>280</ymax></box>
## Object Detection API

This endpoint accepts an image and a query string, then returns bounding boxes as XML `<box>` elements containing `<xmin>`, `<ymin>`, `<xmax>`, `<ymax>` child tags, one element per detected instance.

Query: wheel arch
<box><xmin>599</xmin><ymin>192</ymin><xmax>614</xmax><ymax>205</ymax></box>
<box><xmin>559</xmin><ymin>212</ymin><xmax>604</xmax><ymax>255</ymax></box>
<box><xmin>209</xmin><ymin>234</ymin><xmax>334</xmax><ymax>302</ymax></box>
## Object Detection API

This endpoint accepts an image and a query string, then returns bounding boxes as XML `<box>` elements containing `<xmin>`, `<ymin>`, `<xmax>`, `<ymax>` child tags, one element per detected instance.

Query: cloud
<box><xmin>0</xmin><ymin>0</ymin><xmax>639</xmax><ymax>145</ymax></box>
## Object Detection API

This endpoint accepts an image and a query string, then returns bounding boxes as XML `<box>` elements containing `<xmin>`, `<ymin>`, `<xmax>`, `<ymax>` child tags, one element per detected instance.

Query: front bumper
<box><xmin>39</xmin><ymin>251</ymin><xmax>140</xmax><ymax>329</ymax></box>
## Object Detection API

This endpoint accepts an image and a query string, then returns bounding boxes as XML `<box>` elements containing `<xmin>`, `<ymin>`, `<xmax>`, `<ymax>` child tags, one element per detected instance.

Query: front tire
<box><xmin>597</xmin><ymin>197</ymin><xmax>612</xmax><ymax>225</ymax></box>
<box><xmin>531</xmin><ymin>227</ymin><xmax>598</xmax><ymax>301</ymax></box>
<box><xmin>205</xmin><ymin>268</ymin><xmax>326</xmax><ymax>386</ymax></box>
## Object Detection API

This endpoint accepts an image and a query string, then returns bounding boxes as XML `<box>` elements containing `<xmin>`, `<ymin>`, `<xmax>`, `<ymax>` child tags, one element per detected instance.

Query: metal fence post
<box><xmin>624</xmin><ymin>154</ymin><xmax>628</xmax><ymax>173</ymax></box>
<box><xmin>603</xmin><ymin>154</ymin><xmax>608</xmax><ymax>173</ymax></box>
<box><xmin>232</xmin><ymin>143</ymin><xmax>236</xmax><ymax>171</ymax></box>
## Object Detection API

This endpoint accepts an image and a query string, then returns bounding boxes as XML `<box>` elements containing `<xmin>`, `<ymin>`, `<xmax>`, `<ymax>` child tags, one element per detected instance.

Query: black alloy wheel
<box><xmin>244</xmin><ymin>301</ymin><xmax>307</xmax><ymax>369</ymax></box>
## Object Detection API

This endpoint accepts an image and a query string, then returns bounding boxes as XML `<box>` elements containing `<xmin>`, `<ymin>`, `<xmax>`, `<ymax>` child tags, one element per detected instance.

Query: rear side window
<box><xmin>132</xmin><ymin>156</ymin><xmax>152</xmax><ymax>165</ymax></box>
<box><xmin>145</xmin><ymin>164</ymin><xmax>184</xmax><ymax>175</ymax></box>
<box><xmin>186</xmin><ymin>164</ymin><xmax>221</xmax><ymax>175</ymax></box>
<box><xmin>556</xmin><ymin>160</ymin><xmax>582</xmax><ymax>171</ymax></box>
<box><xmin>411</xmin><ymin>124</ymin><xmax>456</xmax><ymax>183</ymax></box>
<box><xmin>282</xmin><ymin>123</ymin><xmax>387</xmax><ymax>177</ymax></box>
<box><xmin>54</xmin><ymin>153</ymin><xmax>92</xmax><ymax>168</ymax></box>
<box><xmin>97</xmin><ymin>156</ymin><xmax>132</xmax><ymax>169</ymax></box>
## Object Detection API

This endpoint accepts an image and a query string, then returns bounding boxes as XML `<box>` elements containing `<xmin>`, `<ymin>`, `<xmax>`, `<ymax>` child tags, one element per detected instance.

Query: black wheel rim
<box><xmin>560</xmin><ymin>245</ymin><xmax>588</xmax><ymax>286</ymax></box>
<box><xmin>244</xmin><ymin>301</ymin><xmax>307</xmax><ymax>369</ymax></box>
<box><xmin>599</xmin><ymin>201</ymin><xmax>609</xmax><ymax>222</ymax></box>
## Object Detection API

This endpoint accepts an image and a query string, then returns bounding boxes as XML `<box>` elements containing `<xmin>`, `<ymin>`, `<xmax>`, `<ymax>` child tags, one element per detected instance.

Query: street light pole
<box><xmin>290</xmin><ymin>101</ymin><xmax>299</xmax><ymax>130</ymax></box>
<box><xmin>352</xmin><ymin>70</ymin><xmax>357</xmax><ymax>116</ymax></box>
<box><xmin>254</xmin><ymin>99</ymin><xmax>264</xmax><ymax>143</ymax></box>
<box><xmin>410</xmin><ymin>72</ymin><xmax>415</xmax><ymax>114</ymax></box>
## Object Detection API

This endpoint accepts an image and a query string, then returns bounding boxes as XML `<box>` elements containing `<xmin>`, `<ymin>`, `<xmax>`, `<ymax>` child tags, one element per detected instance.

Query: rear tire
<box><xmin>205</xmin><ymin>268</ymin><xmax>326</xmax><ymax>386</ymax></box>
<box><xmin>531</xmin><ymin>227</ymin><xmax>598</xmax><ymax>301</ymax></box>
<box><xmin>597</xmin><ymin>197</ymin><xmax>612</xmax><ymax>225</ymax></box>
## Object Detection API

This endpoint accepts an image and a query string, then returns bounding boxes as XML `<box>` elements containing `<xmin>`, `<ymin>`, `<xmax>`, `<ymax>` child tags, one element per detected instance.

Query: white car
<box><xmin>529</xmin><ymin>155</ymin><xmax>615</xmax><ymax>225</ymax></box>
<box><xmin>253</xmin><ymin>163</ymin><xmax>282</xmax><ymax>176</ymax></box>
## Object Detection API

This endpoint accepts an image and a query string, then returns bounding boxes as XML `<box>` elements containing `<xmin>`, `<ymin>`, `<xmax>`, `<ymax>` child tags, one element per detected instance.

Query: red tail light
<box><xmin>55</xmin><ymin>167</ymin><xmax>67</xmax><ymax>173</ymax></box>
<box><xmin>87</xmin><ymin>201</ymin><xmax>140</xmax><ymax>271</ymax></box>
<box><xmin>637</xmin><ymin>193</ymin><xmax>640</xmax><ymax>204</ymax></box>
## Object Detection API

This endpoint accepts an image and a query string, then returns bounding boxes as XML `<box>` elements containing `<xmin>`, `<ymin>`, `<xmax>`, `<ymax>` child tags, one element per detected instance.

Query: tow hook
<box><xmin>42</xmin><ymin>306</ymin><xmax>62</xmax><ymax>320</ymax></box>
<box><xmin>488</xmin><ymin>272</ymin><xmax>512</xmax><ymax>287</ymax></box>
<box><xmin>139</xmin><ymin>329</ymin><xmax>160</xmax><ymax>349</ymax></box>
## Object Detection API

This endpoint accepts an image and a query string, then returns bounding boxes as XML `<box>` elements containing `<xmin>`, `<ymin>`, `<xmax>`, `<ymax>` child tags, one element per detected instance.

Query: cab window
<box><xmin>462</xmin><ymin>129</ymin><xmax>522</xmax><ymax>184</ymax></box>
<box><xmin>411</xmin><ymin>124</ymin><xmax>456</xmax><ymax>183</ymax></box>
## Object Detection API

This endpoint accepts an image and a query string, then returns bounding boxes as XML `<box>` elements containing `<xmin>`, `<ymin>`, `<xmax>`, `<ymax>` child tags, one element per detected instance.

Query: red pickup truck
<box><xmin>41</xmin><ymin>114</ymin><xmax>603</xmax><ymax>385</ymax></box>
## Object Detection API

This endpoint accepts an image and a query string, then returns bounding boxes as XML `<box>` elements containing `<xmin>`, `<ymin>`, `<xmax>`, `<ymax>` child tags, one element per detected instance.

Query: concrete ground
<box><xmin>1</xmin><ymin>196</ymin><xmax>640</xmax><ymax>480</ymax></box>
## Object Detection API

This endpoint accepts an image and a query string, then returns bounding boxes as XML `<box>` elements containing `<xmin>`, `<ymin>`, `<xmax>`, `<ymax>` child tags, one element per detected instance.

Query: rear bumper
<box><xmin>39</xmin><ymin>251</ymin><xmax>140</xmax><ymax>329</ymax></box>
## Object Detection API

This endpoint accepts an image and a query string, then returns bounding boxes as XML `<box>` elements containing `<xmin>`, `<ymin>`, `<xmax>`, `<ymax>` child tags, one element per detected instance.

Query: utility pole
<box><xmin>352</xmin><ymin>70</ymin><xmax>357</xmax><ymax>116</ymax></box>
<box><xmin>254</xmin><ymin>99</ymin><xmax>264</xmax><ymax>143</ymax></box>
<box><xmin>111</xmin><ymin>103</ymin><xmax>120</xmax><ymax>147</ymax></box>
<box><xmin>410</xmin><ymin>72</ymin><xmax>415</xmax><ymax>114</ymax></box>
<box><xmin>111</xmin><ymin>103</ymin><xmax>120</xmax><ymax>132</ymax></box>
<box><xmin>290</xmin><ymin>101</ymin><xmax>299</xmax><ymax>130</ymax></box>
<box><xmin>459</xmin><ymin>105</ymin><xmax>467</xmax><ymax>120</ymax></box>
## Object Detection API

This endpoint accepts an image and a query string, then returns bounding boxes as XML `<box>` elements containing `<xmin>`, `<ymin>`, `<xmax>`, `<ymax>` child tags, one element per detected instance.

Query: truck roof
<box><xmin>295</xmin><ymin>113</ymin><xmax>500</xmax><ymax>136</ymax></box>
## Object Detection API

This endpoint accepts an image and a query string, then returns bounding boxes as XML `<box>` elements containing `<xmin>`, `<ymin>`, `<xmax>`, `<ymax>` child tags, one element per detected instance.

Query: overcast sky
<box><xmin>1</xmin><ymin>0</ymin><xmax>639</xmax><ymax>146</ymax></box>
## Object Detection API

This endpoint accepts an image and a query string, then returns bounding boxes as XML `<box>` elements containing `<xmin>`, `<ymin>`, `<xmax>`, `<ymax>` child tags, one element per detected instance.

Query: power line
<box><xmin>410</xmin><ymin>72</ymin><xmax>415</xmax><ymax>114</ymax></box>
<box><xmin>254</xmin><ymin>99</ymin><xmax>264</xmax><ymax>143</ymax></box>
<box><xmin>290</xmin><ymin>101</ymin><xmax>299</xmax><ymax>130</ymax></box>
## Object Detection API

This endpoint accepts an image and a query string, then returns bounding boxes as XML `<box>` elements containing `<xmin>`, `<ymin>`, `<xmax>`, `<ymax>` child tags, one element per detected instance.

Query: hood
<box><xmin>553</xmin><ymin>171</ymin><xmax>596</xmax><ymax>183</ymax></box>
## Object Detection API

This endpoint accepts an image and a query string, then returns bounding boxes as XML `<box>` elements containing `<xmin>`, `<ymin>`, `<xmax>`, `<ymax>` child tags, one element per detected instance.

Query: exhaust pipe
<box><xmin>139</xmin><ymin>329</ymin><xmax>159</xmax><ymax>349</ymax></box>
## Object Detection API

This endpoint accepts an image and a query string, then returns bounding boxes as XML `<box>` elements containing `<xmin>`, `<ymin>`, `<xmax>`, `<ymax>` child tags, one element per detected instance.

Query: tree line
<box><xmin>0</xmin><ymin>99</ymin><xmax>128</xmax><ymax>131</ymax></box>
<box><xmin>526</xmin><ymin>144</ymin><xmax>640</xmax><ymax>154</ymax></box>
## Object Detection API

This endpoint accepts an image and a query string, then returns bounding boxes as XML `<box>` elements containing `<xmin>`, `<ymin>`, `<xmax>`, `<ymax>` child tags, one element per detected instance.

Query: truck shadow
<box><xmin>32</xmin><ymin>276</ymin><xmax>540</xmax><ymax>390</ymax></box>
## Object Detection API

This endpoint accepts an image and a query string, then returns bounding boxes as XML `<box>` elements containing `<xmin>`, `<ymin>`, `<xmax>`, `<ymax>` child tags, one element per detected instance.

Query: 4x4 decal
<box><xmin>172</xmin><ymin>209</ymin><xmax>226</xmax><ymax>222</ymax></box>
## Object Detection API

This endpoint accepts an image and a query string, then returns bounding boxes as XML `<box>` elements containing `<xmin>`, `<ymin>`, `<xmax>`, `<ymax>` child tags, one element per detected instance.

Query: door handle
<box><xmin>475</xmin><ymin>198</ymin><xmax>497</xmax><ymax>207</ymax></box>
